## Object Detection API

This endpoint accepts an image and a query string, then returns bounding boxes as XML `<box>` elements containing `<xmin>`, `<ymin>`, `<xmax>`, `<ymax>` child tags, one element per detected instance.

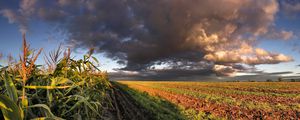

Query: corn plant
<box><xmin>0</xmin><ymin>34</ymin><xmax>111</xmax><ymax>119</ymax></box>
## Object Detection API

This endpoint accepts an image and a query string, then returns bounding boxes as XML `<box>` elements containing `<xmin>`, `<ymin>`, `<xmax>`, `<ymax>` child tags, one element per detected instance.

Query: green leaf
<box><xmin>35</xmin><ymin>65</ymin><xmax>43</xmax><ymax>68</ymax></box>
<box><xmin>25</xmin><ymin>85</ymin><xmax>71</xmax><ymax>89</ymax></box>
<box><xmin>83</xmin><ymin>55</ymin><xmax>86</xmax><ymax>61</ymax></box>
<box><xmin>52</xmin><ymin>77</ymin><xmax>73</xmax><ymax>85</ymax></box>
<box><xmin>0</xmin><ymin>102</ymin><xmax>10</xmax><ymax>111</ymax></box>
<box><xmin>28</xmin><ymin>104</ymin><xmax>64</xmax><ymax>120</ymax></box>
<box><xmin>62</xmin><ymin>95</ymin><xmax>100</xmax><ymax>116</ymax></box>
<box><xmin>62</xmin><ymin>98</ymin><xmax>85</xmax><ymax>115</ymax></box>
<box><xmin>91</xmin><ymin>56</ymin><xmax>99</xmax><ymax>64</ymax></box>
<box><xmin>30</xmin><ymin>117</ymin><xmax>53</xmax><ymax>120</ymax></box>
<box><xmin>4</xmin><ymin>71</ymin><xmax>18</xmax><ymax>103</ymax></box>
<box><xmin>0</xmin><ymin>95</ymin><xmax>23</xmax><ymax>120</ymax></box>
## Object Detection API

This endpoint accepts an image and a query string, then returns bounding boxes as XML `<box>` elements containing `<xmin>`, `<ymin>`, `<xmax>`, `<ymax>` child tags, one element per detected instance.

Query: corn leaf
<box><xmin>63</xmin><ymin>95</ymin><xmax>100</xmax><ymax>116</ymax></box>
<box><xmin>52</xmin><ymin>77</ymin><xmax>72</xmax><ymax>85</ymax></box>
<box><xmin>0</xmin><ymin>102</ymin><xmax>10</xmax><ymax>111</ymax></box>
<box><xmin>28</xmin><ymin>104</ymin><xmax>64</xmax><ymax>120</ymax></box>
<box><xmin>4</xmin><ymin>72</ymin><xmax>18</xmax><ymax>103</ymax></box>
<box><xmin>25</xmin><ymin>85</ymin><xmax>71</xmax><ymax>89</ymax></box>
<box><xmin>91</xmin><ymin>56</ymin><xmax>99</xmax><ymax>64</ymax></box>
<box><xmin>30</xmin><ymin>117</ymin><xmax>51</xmax><ymax>120</ymax></box>
<box><xmin>0</xmin><ymin>95</ymin><xmax>23</xmax><ymax>120</ymax></box>
<box><xmin>62</xmin><ymin>98</ymin><xmax>85</xmax><ymax>115</ymax></box>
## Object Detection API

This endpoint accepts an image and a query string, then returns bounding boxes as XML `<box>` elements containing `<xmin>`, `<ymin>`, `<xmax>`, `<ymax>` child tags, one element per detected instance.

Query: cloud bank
<box><xmin>0</xmin><ymin>0</ymin><xmax>294</xmax><ymax>79</ymax></box>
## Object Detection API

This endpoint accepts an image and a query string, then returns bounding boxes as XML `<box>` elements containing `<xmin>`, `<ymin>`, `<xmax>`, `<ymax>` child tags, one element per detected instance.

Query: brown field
<box><xmin>118</xmin><ymin>81</ymin><xmax>300</xmax><ymax>120</ymax></box>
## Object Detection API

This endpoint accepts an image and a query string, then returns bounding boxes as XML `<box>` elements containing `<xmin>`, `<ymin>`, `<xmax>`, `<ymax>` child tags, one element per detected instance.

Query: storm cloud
<box><xmin>0</xmin><ymin>0</ymin><xmax>294</xmax><ymax>78</ymax></box>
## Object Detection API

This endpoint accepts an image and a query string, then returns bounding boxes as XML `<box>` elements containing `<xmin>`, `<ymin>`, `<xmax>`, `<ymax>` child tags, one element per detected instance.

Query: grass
<box><xmin>115</xmin><ymin>81</ymin><xmax>224</xmax><ymax>120</ymax></box>
<box><xmin>114</xmin><ymin>81</ymin><xmax>187</xmax><ymax>120</ymax></box>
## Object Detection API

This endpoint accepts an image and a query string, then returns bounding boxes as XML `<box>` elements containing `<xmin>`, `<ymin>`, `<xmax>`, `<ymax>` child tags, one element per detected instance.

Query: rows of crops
<box><xmin>118</xmin><ymin>81</ymin><xmax>300</xmax><ymax>120</ymax></box>
<box><xmin>0</xmin><ymin>36</ymin><xmax>112</xmax><ymax>119</ymax></box>
<box><xmin>2</xmin><ymin>35</ymin><xmax>300</xmax><ymax>120</ymax></box>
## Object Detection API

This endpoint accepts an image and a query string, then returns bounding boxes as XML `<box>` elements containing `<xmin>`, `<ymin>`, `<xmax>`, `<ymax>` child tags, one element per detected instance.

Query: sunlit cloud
<box><xmin>0</xmin><ymin>0</ymin><xmax>297</xmax><ymax>79</ymax></box>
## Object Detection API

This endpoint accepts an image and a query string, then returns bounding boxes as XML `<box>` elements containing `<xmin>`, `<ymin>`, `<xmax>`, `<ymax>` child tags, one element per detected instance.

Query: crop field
<box><xmin>1</xmin><ymin>36</ymin><xmax>300</xmax><ymax>120</ymax></box>
<box><xmin>0</xmin><ymin>37</ymin><xmax>115</xmax><ymax>120</ymax></box>
<box><xmin>118</xmin><ymin>81</ymin><xmax>300</xmax><ymax>120</ymax></box>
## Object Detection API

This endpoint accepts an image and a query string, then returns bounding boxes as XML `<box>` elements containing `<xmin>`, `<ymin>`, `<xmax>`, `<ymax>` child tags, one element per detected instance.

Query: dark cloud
<box><xmin>0</xmin><ymin>0</ymin><xmax>295</xmax><ymax>79</ymax></box>
<box><xmin>110</xmin><ymin>69</ymin><xmax>215</xmax><ymax>81</ymax></box>
<box><xmin>110</xmin><ymin>60</ymin><xmax>215</xmax><ymax>80</ymax></box>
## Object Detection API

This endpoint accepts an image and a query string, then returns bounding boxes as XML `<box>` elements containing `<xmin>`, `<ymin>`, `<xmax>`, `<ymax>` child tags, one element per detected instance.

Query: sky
<box><xmin>0</xmin><ymin>0</ymin><xmax>300</xmax><ymax>81</ymax></box>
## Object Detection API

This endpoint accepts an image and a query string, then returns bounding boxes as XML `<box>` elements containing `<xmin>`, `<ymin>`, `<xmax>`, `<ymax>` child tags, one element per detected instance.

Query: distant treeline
<box><xmin>227</xmin><ymin>77</ymin><xmax>300</xmax><ymax>82</ymax></box>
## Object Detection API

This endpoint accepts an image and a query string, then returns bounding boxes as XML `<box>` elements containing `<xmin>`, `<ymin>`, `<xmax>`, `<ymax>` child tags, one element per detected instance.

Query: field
<box><xmin>117</xmin><ymin>81</ymin><xmax>300</xmax><ymax>120</ymax></box>
<box><xmin>1</xmin><ymin>36</ymin><xmax>300</xmax><ymax>120</ymax></box>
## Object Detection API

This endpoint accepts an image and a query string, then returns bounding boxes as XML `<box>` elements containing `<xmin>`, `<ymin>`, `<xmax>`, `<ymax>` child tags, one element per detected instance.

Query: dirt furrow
<box><xmin>129</xmin><ymin>84</ymin><xmax>300</xmax><ymax>120</ymax></box>
<box><xmin>107</xmin><ymin>83</ymin><xmax>150</xmax><ymax>120</ymax></box>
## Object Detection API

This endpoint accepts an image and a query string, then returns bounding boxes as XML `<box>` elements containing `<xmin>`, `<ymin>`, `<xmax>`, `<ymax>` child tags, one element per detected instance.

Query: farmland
<box><xmin>117</xmin><ymin>81</ymin><xmax>300</xmax><ymax>120</ymax></box>
<box><xmin>1</xmin><ymin>37</ymin><xmax>300</xmax><ymax>120</ymax></box>
<box><xmin>0</xmin><ymin>36</ymin><xmax>191</xmax><ymax>120</ymax></box>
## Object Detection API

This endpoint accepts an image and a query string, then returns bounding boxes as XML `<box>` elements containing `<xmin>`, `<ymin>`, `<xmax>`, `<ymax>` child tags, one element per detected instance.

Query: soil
<box><xmin>129</xmin><ymin>83</ymin><xmax>300</xmax><ymax>120</ymax></box>
<box><xmin>102</xmin><ymin>83</ymin><xmax>152</xmax><ymax>120</ymax></box>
